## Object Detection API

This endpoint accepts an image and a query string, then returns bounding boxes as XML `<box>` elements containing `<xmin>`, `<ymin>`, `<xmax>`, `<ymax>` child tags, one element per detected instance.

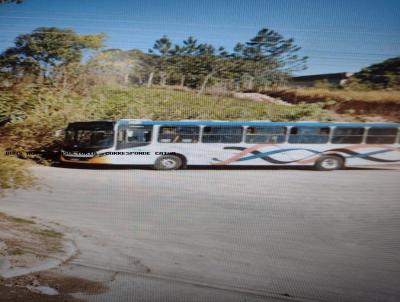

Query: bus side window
<box><xmin>331</xmin><ymin>127</ymin><xmax>364</xmax><ymax>144</ymax></box>
<box><xmin>202</xmin><ymin>126</ymin><xmax>243</xmax><ymax>143</ymax></box>
<box><xmin>366</xmin><ymin>128</ymin><xmax>398</xmax><ymax>144</ymax></box>
<box><xmin>158</xmin><ymin>126</ymin><xmax>199</xmax><ymax>143</ymax></box>
<box><xmin>116</xmin><ymin>125</ymin><xmax>153</xmax><ymax>149</ymax></box>
<box><xmin>245</xmin><ymin>126</ymin><xmax>286</xmax><ymax>143</ymax></box>
<box><xmin>289</xmin><ymin>127</ymin><xmax>330</xmax><ymax>144</ymax></box>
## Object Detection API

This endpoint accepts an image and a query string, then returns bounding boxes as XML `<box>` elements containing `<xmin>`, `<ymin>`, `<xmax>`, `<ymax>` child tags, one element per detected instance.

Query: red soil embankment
<box><xmin>263</xmin><ymin>89</ymin><xmax>400</xmax><ymax>118</ymax></box>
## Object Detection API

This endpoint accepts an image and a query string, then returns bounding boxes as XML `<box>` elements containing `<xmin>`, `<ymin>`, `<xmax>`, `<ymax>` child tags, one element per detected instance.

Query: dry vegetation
<box><xmin>0</xmin><ymin>149</ymin><xmax>36</xmax><ymax>196</ymax></box>
<box><xmin>280</xmin><ymin>88</ymin><xmax>400</xmax><ymax>103</ymax></box>
<box><xmin>263</xmin><ymin>87</ymin><xmax>400</xmax><ymax>120</ymax></box>
<box><xmin>0</xmin><ymin>212</ymin><xmax>64</xmax><ymax>269</ymax></box>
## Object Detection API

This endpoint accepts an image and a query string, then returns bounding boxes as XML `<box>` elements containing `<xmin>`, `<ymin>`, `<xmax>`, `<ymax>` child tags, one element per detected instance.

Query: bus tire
<box><xmin>154</xmin><ymin>155</ymin><xmax>183</xmax><ymax>170</ymax></box>
<box><xmin>314</xmin><ymin>155</ymin><xmax>344</xmax><ymax>171</ymax></box>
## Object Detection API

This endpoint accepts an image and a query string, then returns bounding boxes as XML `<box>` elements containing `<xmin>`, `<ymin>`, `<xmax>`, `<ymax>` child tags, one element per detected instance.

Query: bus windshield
<box><xmin>64</xmin><ymin>122</ymin><xmax>114</xmax><ymax>149</ymax></box>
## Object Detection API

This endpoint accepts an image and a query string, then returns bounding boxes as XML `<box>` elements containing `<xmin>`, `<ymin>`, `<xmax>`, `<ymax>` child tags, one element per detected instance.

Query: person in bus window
<box><xmin>144</xmin><ymin>131</ymin><xmax>151</xmax><ymax>142</ymax></box>
<box><xmin>268</xmin><ymin>135</ymin><xmax>278</xmax><ymax>143</ymax></box>
<box><xmin>246</xmin><ymin>127</ymin><xmax>257</xmax><ymax>143</ymax></box>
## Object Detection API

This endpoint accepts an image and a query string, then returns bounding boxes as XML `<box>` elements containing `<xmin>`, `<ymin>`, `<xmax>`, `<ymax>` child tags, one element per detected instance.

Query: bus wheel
<box><xmin>154</xmin><ymin>155</ymin><xmax>183</xmax><ymax>170</ymax></box>
<box><xmin>314</xmin><ymin>155</ymin><xmax>344</xmax><ymax>171</ymax></box>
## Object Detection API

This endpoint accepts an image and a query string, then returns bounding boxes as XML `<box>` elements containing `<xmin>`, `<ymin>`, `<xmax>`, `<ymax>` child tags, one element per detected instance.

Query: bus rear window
<box><xmin>331</xmin><ymin>127</ymin><xmax>364</xmax><ymax>144</ymax></box>
<box><xmin>366</xmin><ymin>128</ymin><xmax>398</xmax><ymax>144</ymax></box>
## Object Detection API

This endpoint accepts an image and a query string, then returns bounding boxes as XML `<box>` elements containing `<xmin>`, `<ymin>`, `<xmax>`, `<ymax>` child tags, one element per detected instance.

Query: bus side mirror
<box><xmin>55</xmin><ymin>129</ymin><xmax>65</xmax><ymax>138</ymax></box>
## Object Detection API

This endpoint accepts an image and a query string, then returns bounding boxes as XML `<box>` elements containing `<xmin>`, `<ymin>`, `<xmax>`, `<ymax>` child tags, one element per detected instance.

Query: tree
<box><xmin>149</xmin><ymin>35</ymin><xmax>223</xmax><ymax>89</ymax></box>
<box><xmin>0</xmin><ymin>27</ymin><xmax>105</xmax><ymax>82</ymax></box>
<box><xmin>244</xmin><ymin>28</ymin><xmax>307</xmax><ymax>70</ymax></box>
<box><xmin>88</xmin><ymin>49</ymin><xmax>147</xmax><ymax>85</ymax></box>
<box><xmin>234</xmin><ymin>28</ymin><xmax>307</xmax><ymax>88</ymax></box>
<box><xmin>170</xmin><ymin>36</ymin><xmax>202</xmax><ymax>87</ymax></box>
<box><xmin>150</xmin><ymin>35</ymin><xmax>172</xmax><ymax>56</ymax></box>
<box><xmin>0</xmin><ymin>47</ymin><xmax>41</xmax><ymax>82</ymax></box>
<box><xmin>149</xmin><ymin>35</ymin><xmax>174</xmax><ymax>86</ymax></box>
<box><xmin>174</xmin><ymin>29</ymin><xmax>306</xmax><ymax>92</ymax></box>
<box><xmin>166</xmin><ymin>36</ymin><xmax>210</xmax><ymax>88</ymax></box>
<box><xmin>146</xmin><ymin>28</ymin><xmax>307</xmax><ymax>92</ymax></box>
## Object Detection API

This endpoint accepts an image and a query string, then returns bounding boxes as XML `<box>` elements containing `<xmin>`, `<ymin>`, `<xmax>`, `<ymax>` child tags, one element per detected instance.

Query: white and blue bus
<box><xmin>60</xmin><ymin>119</ymin><xmax>400</xmax><ymax>171</ymax></box>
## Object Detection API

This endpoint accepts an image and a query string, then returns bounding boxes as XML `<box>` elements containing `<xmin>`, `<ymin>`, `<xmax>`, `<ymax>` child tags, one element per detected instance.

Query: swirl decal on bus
<box><xmin>212</xmin><ymin>145</ymin><xmax>400</xmax><ymax>165</ymax></box>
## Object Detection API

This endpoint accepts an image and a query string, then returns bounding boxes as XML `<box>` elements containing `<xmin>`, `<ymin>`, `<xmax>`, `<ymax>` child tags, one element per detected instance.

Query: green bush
<box><xmin>0</xmin><ymin>86</ymin><xmax>104</xmax><ymax>152</ymax></box>
<box><xmin>0</xmin><ymin>149</ymin><xmax>36</xmax><ymax>195</ymax></box>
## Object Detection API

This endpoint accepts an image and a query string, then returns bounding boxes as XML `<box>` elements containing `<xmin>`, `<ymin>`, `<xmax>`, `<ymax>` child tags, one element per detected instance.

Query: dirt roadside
<box><xmin>0</xmin><ymin>212</ymin><xmax>108</xmax><ymax>301</ymax></box>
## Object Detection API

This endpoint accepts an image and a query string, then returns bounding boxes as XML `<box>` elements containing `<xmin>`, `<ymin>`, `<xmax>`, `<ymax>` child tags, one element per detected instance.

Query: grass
<box><xmin>0</xmin><ymin>150</ymin><xmax>36</xmax><ymax>194</ymax></box>
<box><xmin>8</xmin><ymin>248</ymin><xmax>25</xmax><ymax>256</ymax></box>
<box><xmin>0</xmin><ymin>212</ymin><xmax>35</xmax><ymax>224</ymax></box>
<box><xmin>0</xmin><ymin>213</ymin><xmax>65</xmax><ymax>256</ymax></box>
<box><xmin>33</xmin><ymin>229</ymin><xmax>64</xmax><ymax>238</ymax></box>
<box><xmin>8</xmin><ymin>216</ymin><xmax>36</xmax><ymax>225</ymax></box>
<box><xmin>90</xmin><ymin>85</ymin><xmax>333</xmax><ymax>121</ymax></box>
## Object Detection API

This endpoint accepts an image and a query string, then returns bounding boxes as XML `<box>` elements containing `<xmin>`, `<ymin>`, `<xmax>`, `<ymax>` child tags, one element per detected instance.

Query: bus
<box><xmin>60</xmin><ymin>119</ymin><xmax>400</xmax><ymax>171</ymax></box>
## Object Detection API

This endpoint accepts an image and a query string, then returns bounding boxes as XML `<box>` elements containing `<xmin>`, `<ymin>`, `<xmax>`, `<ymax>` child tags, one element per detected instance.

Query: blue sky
<box><xmin>0</xmin><ymin>0</ymin><xmax>399</xmax><ymax>75</ymax></box>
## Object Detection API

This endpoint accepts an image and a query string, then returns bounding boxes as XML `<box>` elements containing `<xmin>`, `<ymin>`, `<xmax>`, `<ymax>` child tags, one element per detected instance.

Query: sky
<box><xmin>0</xmin><ymin>0</ymin><xmax>399</xmax><ymax>75</ymax></box>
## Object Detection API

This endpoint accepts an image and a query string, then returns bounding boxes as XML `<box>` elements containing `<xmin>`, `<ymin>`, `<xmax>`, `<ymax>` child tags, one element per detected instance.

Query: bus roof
<box><xmin>116</xmin><ymin>119</ymin><xmax>400</xmax><ymax>128</ymax></box>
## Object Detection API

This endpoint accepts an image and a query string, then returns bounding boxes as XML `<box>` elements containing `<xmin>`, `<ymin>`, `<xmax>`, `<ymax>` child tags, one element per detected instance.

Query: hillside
<box><xmin>263</xmin><ymin>88</ymin><xmax>400</xmax><ymax>120</ymax></box>
<box><xmin>88</xmin><ymin>86</ymin><xmax>331</xmax><ymax>121</ymax></box>
<box><xmin>3</xmin><ymin>84</ymin><xmax>399</xmax><ymax>154</ymax></box>
<box><xmin>0</xmin><ymin>85</ymin><xmax>333</xmax><ymax>153</ymax></box>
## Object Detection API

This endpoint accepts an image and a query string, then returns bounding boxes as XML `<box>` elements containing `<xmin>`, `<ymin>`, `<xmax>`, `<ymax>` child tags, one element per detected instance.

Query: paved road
<box><xmin>1</xmin><ymin>165</ymin><xmax>400</xmax><ymax>302</ymax></box>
